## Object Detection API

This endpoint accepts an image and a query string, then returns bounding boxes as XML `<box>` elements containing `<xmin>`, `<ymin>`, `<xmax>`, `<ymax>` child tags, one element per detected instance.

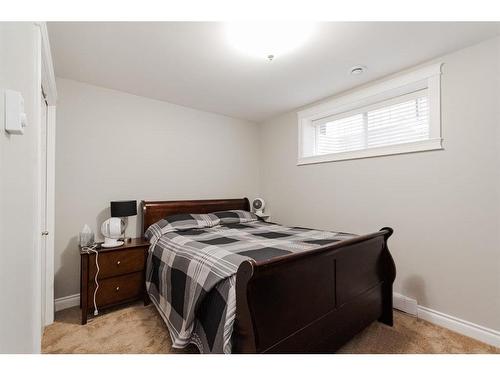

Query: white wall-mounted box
<box><xmin>4</xmin><ymin>89</ymin><xmax>27</xmax><ymax>135</ymax></box>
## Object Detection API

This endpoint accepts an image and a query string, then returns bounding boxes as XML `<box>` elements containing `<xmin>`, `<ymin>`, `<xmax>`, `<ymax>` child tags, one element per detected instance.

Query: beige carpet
<box><xmin>42</xmin><ymin>303</ymin><xmax>499</xmax><ymax>354</ymax></box>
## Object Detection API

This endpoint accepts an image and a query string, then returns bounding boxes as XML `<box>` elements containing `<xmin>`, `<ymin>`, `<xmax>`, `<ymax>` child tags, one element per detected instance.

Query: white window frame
<box><xmin>297</xmin><ymin>63</ymin><xmax>443</xmax><ymax>165</ymax></box>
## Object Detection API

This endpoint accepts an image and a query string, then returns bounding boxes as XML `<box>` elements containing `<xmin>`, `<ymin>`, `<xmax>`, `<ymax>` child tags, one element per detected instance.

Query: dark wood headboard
<box><xmin>140</xmin><ymin>198</ymin><xmax>250</xmax><ymax>234</ymax></box>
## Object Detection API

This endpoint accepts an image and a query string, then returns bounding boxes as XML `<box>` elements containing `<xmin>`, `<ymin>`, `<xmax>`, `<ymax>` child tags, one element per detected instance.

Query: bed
<box><xmin>141</xmin><ymin>198</ymin><xmax>396</xmax><ymax>354</ymax></box>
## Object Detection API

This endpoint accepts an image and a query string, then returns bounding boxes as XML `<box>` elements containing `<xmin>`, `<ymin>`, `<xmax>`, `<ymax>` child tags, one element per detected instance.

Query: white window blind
<box><xmin>314</xmin><ymin>90</ymin><xmax>429</xmax><ymax>156</ymax></box>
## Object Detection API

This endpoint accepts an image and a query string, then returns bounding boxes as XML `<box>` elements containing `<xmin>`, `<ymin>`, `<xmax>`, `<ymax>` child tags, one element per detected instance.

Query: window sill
<box><xmin>297</xmin><ymin>138</ymin><xmax>443</xmax><ymax>165</ymax></box>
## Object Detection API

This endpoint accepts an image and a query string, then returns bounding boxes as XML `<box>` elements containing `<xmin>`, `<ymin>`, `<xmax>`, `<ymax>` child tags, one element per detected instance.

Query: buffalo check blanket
<box><xmin>145</xmin><ymin>210</ymin><xmax>355</xmax><ymax>354</ymax></box>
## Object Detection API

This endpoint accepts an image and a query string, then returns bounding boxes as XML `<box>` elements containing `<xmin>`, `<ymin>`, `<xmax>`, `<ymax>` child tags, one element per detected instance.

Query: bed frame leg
<box><xmin>378</xmin><ymin>283</ymin><xmax>393</xmax><ymax>326</ymax></box>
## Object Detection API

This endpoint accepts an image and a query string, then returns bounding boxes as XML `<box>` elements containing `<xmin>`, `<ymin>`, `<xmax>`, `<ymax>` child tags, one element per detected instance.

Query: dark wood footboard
<box><xmin>232</xmin><ymin>227</ymin><xmax>396</xmax><ymax>353</ymax></box>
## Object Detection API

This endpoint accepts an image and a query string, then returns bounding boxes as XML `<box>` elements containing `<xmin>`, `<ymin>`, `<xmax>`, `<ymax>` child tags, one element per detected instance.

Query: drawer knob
<box><xmin>115</xmin><ymin>286</ymin><xmax>120</xmax><ymax>291</ymax></box>
<box><xmin>116</xmin><ymin>260</ymin><xmax>121</xmax><ymax>265</ymax></box>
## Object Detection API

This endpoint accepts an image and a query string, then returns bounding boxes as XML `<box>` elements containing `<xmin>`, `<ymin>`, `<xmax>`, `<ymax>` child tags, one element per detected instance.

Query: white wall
<box><xmin>55</xmin><ymin>78</ymin><xmax>260</xmax><ymax>299</ymax></box>
<box><xmin>0</xmin><ymin>23</ymin><xmax>42</xmax><ymax>353</ymax></box>
<box><xmin>259</xmin><ymin>37</ymin><xmax>500</xmax><ymax>331</ymax></box>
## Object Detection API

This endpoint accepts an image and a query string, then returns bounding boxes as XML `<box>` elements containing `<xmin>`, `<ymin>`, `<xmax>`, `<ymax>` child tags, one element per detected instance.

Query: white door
<box><xmin>40</xmin><ymin>90</ymin><xmax>55</xmax><ymax>327</ymax></box>
<box><xmin>40</xmin><ymin>93</ymin><xmax>47</xmax><ymax>329</ymax></box>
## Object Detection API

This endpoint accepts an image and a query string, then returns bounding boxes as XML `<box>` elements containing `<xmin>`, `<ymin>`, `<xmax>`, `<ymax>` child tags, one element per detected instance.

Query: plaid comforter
<box><xmin>145</xmin><ymin>210</ymin><xmax>355</xmax><ymax>353</ymax></box>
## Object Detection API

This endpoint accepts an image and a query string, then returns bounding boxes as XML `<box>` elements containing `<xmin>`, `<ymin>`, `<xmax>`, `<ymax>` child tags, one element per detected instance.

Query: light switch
<box><xmin>5</xmin><ymin>89</ymin><xmax>27</xmax><ymax>135</ymax></box>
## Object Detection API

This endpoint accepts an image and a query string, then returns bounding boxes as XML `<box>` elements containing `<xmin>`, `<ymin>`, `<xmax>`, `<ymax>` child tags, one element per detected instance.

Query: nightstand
<box><xmin>80</xmin><ymin>238</ymin><xmax>150</xmax><ymax>324</ymax></box>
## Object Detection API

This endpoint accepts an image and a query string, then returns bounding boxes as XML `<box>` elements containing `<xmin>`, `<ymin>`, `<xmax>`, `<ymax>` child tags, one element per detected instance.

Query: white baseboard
<box><xmin>55</xmin><ymin>293</ymin><xmax>80</xmax><ymax>312</ymax></box>
<box><xmin>393</xmin><ymin>293</ymin><xmax>418</xmax><ymax>316</ymax></box>
<box><xmin>417</xmin><ymin>305</ymin><xmax>500</xmax><ymax>348</ymax></box>
<box><xmin>393</xmin><ymin>293</ymin><xmax>500</xmax><ymax>348</ymax></box>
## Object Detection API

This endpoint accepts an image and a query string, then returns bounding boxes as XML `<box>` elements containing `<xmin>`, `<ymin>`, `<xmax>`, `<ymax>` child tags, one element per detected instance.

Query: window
<box><xmin>298</xmin><ymin>63</ymin><xmax>443</xmax><ymax>165</ymax></box>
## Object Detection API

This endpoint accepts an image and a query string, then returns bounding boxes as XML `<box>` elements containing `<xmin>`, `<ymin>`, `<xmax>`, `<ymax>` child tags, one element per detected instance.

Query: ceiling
<box><xmin>48</xmin><ymin>22</ymin><xmax>500</xmax><ymax>122</ymax></box>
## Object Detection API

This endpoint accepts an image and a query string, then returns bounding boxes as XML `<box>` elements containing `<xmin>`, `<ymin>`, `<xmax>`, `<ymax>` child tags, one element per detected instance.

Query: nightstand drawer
<box><xmin>89</xmin><ymin>248</ymin><xmax>145</xmax><ymax>279</ymax></box>
<box><xmin>90</xmin><ymin>272</ymin><xmax>143</xmax><ymax>309</ymax></box>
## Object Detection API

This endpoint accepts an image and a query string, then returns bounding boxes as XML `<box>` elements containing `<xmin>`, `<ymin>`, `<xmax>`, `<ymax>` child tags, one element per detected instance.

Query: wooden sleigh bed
<box><xmin>141</xmin><ymin>197</ymin><xmax>396</xmax><ymax>353</ymax></box>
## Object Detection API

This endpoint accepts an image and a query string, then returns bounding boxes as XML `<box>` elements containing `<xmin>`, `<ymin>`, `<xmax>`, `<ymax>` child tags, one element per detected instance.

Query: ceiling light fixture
<box><xmin>350</xmin><ymin>65</ymin><xmax>367</xmax><ymax>75</ymax></box>
<box><xmin>225</xmin><ymin>22</ymin><xmax>315</xmax><ymax>61</ymax></box>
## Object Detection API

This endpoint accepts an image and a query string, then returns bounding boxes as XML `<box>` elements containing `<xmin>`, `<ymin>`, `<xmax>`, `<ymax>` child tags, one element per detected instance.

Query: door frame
<box><xmin>37</xmin><ymin>22</ymin><xmax>57</xmax><ymax>328</ymax></box>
